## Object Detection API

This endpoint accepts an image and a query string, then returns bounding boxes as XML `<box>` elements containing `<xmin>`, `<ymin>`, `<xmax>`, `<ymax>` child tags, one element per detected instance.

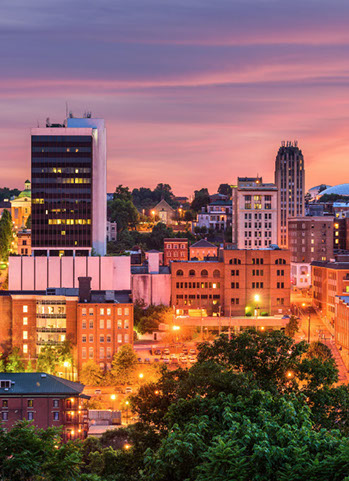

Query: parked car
<box><xmin>154</xmin><ymin>349</ymin><xmax>161</xmax><ymax>356</ymax></box>
<box><xmin>182</xmin><ymin>348</ymin><xmax>188</xmax><ymax>355</ymax></box>
<box><xmin>94</xmin><ymin>389</ymin><xmax>102</xmax><ymax>395</ymax></box>
<box><xmin>170</xmin><ymin>354</ymin><xmax>177</xmax><ymax>359</ymax></box>
<box><xmin>189</xmin><ymin>349</ymin><xmax>196</xmax><ymax>355</ymax></box>
<box><xmin>171</xmin><ymin>358</ymin><xmax>179</xmax><ymax>365</ymax></box>
<box><xmin>162</xmin><ymin>357</ymin><xmax>170</xmax><ymax>364</ymax></box>
<box><xmin>179</xmin><ymin>356</ymin><xmax>187</xmax><ymax>363</ymax></box>
<box><xmin>154</xmin><ymin>358</ymin><xmax>160</xmax><ymax>363</ymax></box>
<box><xmin>137</xmin><ymin>358</ymin><xmax>143</xmax><ymax>363</ymax></box>
<box><xmin>144</xmin><ymin>358</ymin><xmax>151</xmax><ymax>364</ymax></box>
<box><xmin>163</xmin><ymin>348</ymin><xmax>170</xmax><ymax>355</ymax></box>
<box><xmin>125</xmin><ymin>387</ymin><xmax>132</xmax><ymax>394</ymax></box>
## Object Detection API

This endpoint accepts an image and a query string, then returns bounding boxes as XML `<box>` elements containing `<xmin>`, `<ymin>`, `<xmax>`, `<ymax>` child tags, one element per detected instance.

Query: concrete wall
<box><xmin>132</xmin><ymin>273</ymin><xmax>171</xmax><ymax>307</ymax></box>
<box><xmin>9</xmin><ymin>256</ymin><xmax>131</xmax><ymax>291</ymax></box>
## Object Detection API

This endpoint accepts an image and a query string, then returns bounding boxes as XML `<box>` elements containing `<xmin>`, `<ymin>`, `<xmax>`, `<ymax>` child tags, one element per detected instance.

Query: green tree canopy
<box><xmin>80</xmin><ymin>360</ymin><xmax>104</xmax><ymax>386</ymax></box>
<box><xmin>191</xmin><ymin>188</ymin><xmax>210</xmax><ymax>213</ymax></box>
<box><xmin>111</xmin><ymin>344</ymin><xmax>138</xmax><ymax>386</ymax></box>
<box><xmin>217</xmin><ymin>183</ymin><xmax>232</xmax><ymax>196</ymax></box>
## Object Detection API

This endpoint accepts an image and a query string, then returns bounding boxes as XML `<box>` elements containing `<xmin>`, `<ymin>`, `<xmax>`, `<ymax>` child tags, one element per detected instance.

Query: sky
<box><xmin>1</xmin><ymin>0</ymin><xmax>349</xmax><ymax>196</ymax></box>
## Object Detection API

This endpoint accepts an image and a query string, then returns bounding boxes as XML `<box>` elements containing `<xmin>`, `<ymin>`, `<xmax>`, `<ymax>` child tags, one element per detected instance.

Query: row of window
<box><xmin>81</xmin><ymin>332</ymin><xmax>130</xmax><ymax>343</ymax></box>
<box><xmin>81</xmin><ymin>343</ymin><xmax>127</xmax><ymax>359</ymax></box>
<box><xmin>81</xmin><ymin>307</ymin><xmax>130</xmax><ymax>316</ymax></box>
<box><xmin>82</xmin><ymin>319</ymin><xmax>130</xmax><ymax>329</ymax></box>
<box><xmin>245</xmin><ymin>213</ymin><xmax>273</xmax><ymax>220</ymax></box>
<box><xmin>176</xmin><ymin>282</ymin><xmax>220</xmax><ymax>289</ymax></box>
<box><xmin>176</xmin><ymin>294</ymin><xmax>220</xmax><ymax>300</ymax></box>
<box><xmin>176</xmin><ymin>269</ymin><xmax>221</xmax><ymax>277</ymax></box>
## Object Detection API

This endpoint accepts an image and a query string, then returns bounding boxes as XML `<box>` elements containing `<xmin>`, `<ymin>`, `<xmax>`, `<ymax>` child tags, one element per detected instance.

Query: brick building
<box><xmin>334</xmin><ymin>216</ymin><xmax>349</xmax><ymax>251</ymax></box>
<box><xmin>164</xmin><ymin>238</ymin><xmax>188</xmax><ymax>266</ymax></box>
<box><xmin>0</xmin><ymin>279</ymin><xmax>133</xmax><ymax>376</ymax></box>
<box><xmin>288</xmin><ymin>216</ymin><xmax>334</xmax><ymax>288</ymax></box>
<box><xmin>312</xmin><ymin>255</ymin><xmax>349</xmax><ymax>328</ymax></box>
<box><xmin>0</xmin><ymin>372</ymin><xmax>89</xmax><ymax>441</ymax></box>
<box><xmin>189</xmin><ymin>239</ymin><xmax>218</xmax><ymax>260</ymax></box>
<box><xmin>171</xmin><ymin>247</ymin><xmax>290</xmax><ymax>317</ymax></box>
<box><xmin>16</xmin><ymin>229</ymin><xmax>31</xmax><ymax>256</ymax></box>
<box><xmin>336</xmin><ymin>296</ymin><xmax>349</xmax><ymax>368</ymax></box>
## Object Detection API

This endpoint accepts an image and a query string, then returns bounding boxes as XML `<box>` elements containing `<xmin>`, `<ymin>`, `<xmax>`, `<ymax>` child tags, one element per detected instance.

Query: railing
<box><xmin>36</xmin><ymin>327</ymin><xmax>66</xmax><ymax>333</ymax></box>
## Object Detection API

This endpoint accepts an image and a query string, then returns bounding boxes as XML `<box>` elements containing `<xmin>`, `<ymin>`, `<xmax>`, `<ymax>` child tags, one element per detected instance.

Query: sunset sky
<box><xmin>1</xmin><ymin>0</ymin><xmax>349</xmax><ymax>196</ymax></box>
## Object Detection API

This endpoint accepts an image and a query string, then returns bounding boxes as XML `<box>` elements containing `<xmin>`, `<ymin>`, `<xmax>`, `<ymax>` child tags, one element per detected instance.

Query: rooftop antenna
<box><xmin>65</xmin><ymin>101</ymin><xmax>68</xmax><ymax>119</ymax></box>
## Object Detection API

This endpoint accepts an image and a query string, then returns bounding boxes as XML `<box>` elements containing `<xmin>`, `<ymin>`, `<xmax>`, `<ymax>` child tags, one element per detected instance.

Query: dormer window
<box><xmin>0</xmin><ymin>381</ymin><xmax>11</xmax><ymax>389</ymax></box>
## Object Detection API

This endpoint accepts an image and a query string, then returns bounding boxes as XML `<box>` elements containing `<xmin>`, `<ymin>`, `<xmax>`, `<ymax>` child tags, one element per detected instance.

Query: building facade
<box><xmin>106</xmin><ymin>221</ymin><xmax>117</xmax><ymax>242</ymax></box>
<box><xmin>0</xmin><ymin>373</ymin><xmax>89</xmax><ymax>441</ymax></box>
<box><xmin>17</xmin><ymin>229</ymin><xmax>31</xmax><ymax>256</ymax></box>
<box><xmin>163</xmin><ymin>238</ymin><xmax>188</xmax><ymax>266</ymax></box>
<box><xmin>171</xmin><ymin>247</ymin><xmax>290</xmax><ymax>317</ymax></box>
<box><xmin>196</xmin><ymin>201</ymin><xmax>232</xmax><ymax>232</ymax></box>
<box><xmin>10</xmin><ymin>180</ymin><xmax>31</xmax><ymax>230</ymax></box>
<box><xmin>312</xmin><ymin>255</ymin><xmax>349</xmax><ymax>328</ymax></box>
<box><xmin>189</xmin><ymin>239</ymin><xmax>218</xmax><ymax>260</ymax></box>
<box><xmin>31</xmin><ymin>116</ymin><xmax>106</xmax><ymax>257</ymax></box>
<box><xmin>274</xmin><ymin>141</ymin><xmax>305</xmax><ymax>248</ymax></box>
<box><xmin>232</xmin><ymin>177</ymin><xmax>278</xmax><ymax>249</ymax></box>
<box><xmin>288</xmin><ymin>216</ymin><xmax>334</xmax><ymax>288</ymax></box>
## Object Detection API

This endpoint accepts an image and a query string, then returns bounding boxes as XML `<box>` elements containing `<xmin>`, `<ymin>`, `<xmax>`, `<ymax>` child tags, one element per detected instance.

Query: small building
<box><xmin>153</xmin><ymin>199</ymin><xmax>175</xmax><ymax>226</ymax></box>
<box><xmin>0</xmin><ymin>372</ymin><xmax>89</xmax><ymax>442</ymax></box>
<box><xmin>17</xmin><ymin>229</ymin><xmax>31</xmax><ymax>256</ymax></box>
<box><xmin>106</xmin><ymin>221</ymin><xmax>117</xmax><ymax>242</ymax></box>
<box><xmin>164</xmin><ymin>238</ymin><xmax>188</xmax><ymax>266</ymax></box>
<box><xmin>190</xmin><ymin>239</ymin><xmax>218</xmax><ymax>260</ymax></box>
<box><xmin>196</xmin><ymin>201</ymin><xmax>232</xmax><ymax>232</ymax></box>
<box><xmin>10</xmin><ymin>180</ymin><xmax>31</xmax><ymax>231</ymax></box>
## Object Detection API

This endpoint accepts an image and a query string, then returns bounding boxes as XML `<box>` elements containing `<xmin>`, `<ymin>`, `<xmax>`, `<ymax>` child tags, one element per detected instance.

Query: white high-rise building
<box><xmin>232</xmin><ymin>177</ymin><xmax>278</xmax><ymax>249</ymax></box>
<box><xmin>31</xmin><ymin>115</ymin><xmax>107</xmax><ymax>256</ymax></box>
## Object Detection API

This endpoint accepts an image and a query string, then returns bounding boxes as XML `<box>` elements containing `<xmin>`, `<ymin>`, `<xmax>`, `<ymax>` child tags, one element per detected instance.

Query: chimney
<box><xmin>78</xmin><ymin>277</ymin><xmax>92</xmax><ymax>302</ymax></box>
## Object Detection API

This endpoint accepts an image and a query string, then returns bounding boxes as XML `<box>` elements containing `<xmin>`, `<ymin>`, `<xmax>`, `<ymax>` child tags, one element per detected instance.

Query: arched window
<box><xmin>189</xmin><ymin>269</ymin><xmax>196</xmax><ymax>277</ymax></box>
<box><xmin>275</xmin><ymin>258</ymin><xmax>286</xmax><ymax>265</ymax></box>
<box><xmin>201</xmin><ymin>269</ymin><xmax>208</xmax><ymax>277</ymax></box>
<box><xmin>229</xmin><ymin>258</ymin><xmax>241</xmax><ymax>265</ymax></box>
<box><xmin>213</xmin><ymin>269</ymin><xmax>220</xmax><ymax>278</ymax></box>
<box><xmin>176</xmin><ymin>269</ymin><xmax>184</xmax><ymax>276</ymax></box>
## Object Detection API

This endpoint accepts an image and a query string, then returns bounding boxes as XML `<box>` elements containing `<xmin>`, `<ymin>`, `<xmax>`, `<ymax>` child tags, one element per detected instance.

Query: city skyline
<box><xmin>2</xmin><ymin>0</ymin><xmax>349</xmax><ymax>195</ymax></box>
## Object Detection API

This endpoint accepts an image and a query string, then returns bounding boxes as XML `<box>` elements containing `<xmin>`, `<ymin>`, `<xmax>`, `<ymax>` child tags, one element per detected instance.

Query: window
<box><xmin>28</xmin><ymin>400</ymin><xmax>33</xmax><ymax>408</ymax></box>
<box><xmin>89</xmin><ymin>308</ymin><xmax>94</xmax><ymax>316</ymax></box>
<box><xmin>117</xmin><ymin>308</ymin><xmax>122</xmax><ymax>315</ymax></box>
<box><xmin>176</xmin><ymin>270</ymin><xmax>184</xmax><ymax>276</ymax></box>
<box><xmin>213</xmin><ymin>270</ymin><xmax>220</xmax><ymax>278</ymax></box>
<box><xmin>100</xmin><ymin>347</ymin><xmax>105</xmax><ymax>359</ymax></box>
<box><xmin>277</xmin><ymin>282</ymin><xmax>285</xmax><ymax>289</ymax></box>
<box><xmin>107</xmin><ymin>348</ymin><xmax>112</xmax><ymax>359</ymax></box>
<box><xmin>89</xmin><ymin>334</ymin><xmax>93</xmax><ymax>343</ymax></box>
<box><xmin>0</xmin><ymin>381</ymin><xmax>10</xmax><ymax>389</ymax></box>
<box><xmin>23</xmin><ymin>344</ymin><xmax>28</xmax><ymax>354</ymax></box>
<box><xmin>117</xmin><ymin>320</ymin><xmax>122</xmax><ymax>329</ymax></box>
<box><xmin>201</xmin><ymin>269</ymin><xmax>208</xmax><ymax>277</ymax></box>
<box><xmin>82</xmin><ymin>348</ymin><xmax>87</xmax><ymax>359</ymax></box>
<box><xmin>125</xmin><ymin>334</ymin><xmax>129</xmax><ymax>343</ymax></box>
<box><xmin>100</xmin><ymin>308</ymin><xmax>105</xmax><ymax>316</ymax></box>
<box><xmin>231</xmin><ymin>282</ymin><xmax>239</xmax><ymax>288</ymax></box>
<box><xmin>118</xmin><ymin>334</ymin><xmax>123</xmax><ymax>343</ymax></box>
<box><xmin>99</xmin><ymin>319</ymin><xmax>104</xmax><ymax>329</ymax></box>
<box><xmin>275</xmin><ymin>258</ymin><xmax>286</xmax><ymax>265</ymax></box>
<box><xmin>231</xmin><ymin>298</ymin><xmax>240</xmax><ymax>305</ymax></box>
<box><xmin>89</xmin><ymin>320</ymin><xmax>94</xmax><ymax>329</ymax></box>
<box><xmin>81</xmin><ymin>308</ymin><xmax>86</xmax><ymax>316</ymax></box>
<box><xmin>189</xmin><ymin>269</ymin><xmax>195</xmax><ymax>277</ymax></box>
<box><xmin>53</xmin><ymin>412</ymin><xmax>59</xmax><ymax>421</ymax></box>
<box><xmin>23</xmin><ymin>305</ymin><xmax>28</xmax><ymax>313</ymax></box>
<box><xmin>107</xmin><ymin>308</ymin><xmax>111</xmax><ymax>316</ymax></box>
<box><xmin>2</xmin><ymin>400</ymin><xmax>8</xmax><ymax>407</ymax></box>
<box><xmin>124</xmin><ymin>308</ymin><xmax>129</xmax><ymax>315</ymax></box>
<box><xmin>82</xmin><ymin>335</ymin><xmax>87</xmax><ymax>343</ymax></box>
<box><xmin>53</xmin><ymin>399</ymin><xmax>59</xmax><ymax>408</ymax></box>
<box><xmin>1</xmin><ymin>412</ymin><xmax>8</xmax><ymax>421</ymax></box>
<box><xmin>107</xmin><ymin>335</ymin><xmax>111</xmax><ymax>343</ymax></box>
<box><xmin>229</xmin><ymin>258</ymin><xmax>241</xmax><ymax>265</ymax></box>
<box><xmin>23</xmin><ymin>331</ymin><xmax>28</xmax><ymax>340</ymax></box>
<box><xmin>89</xmin><ymin>347</ymin><xmax>94</xmax><ymax>359</ymax></box>
<box><xmin>231</xmin><ymin>270</ymin><xmax>239</xmax><ymax>276</ymax></box>
<box><xmin>107</xmin><ymin>319</ymin><xmax>112</xmax><ymax>329</ymax></box>
<box><xmin>82</xmin><ymin>320</ymin><xmax>86</xmax><ymax>329</ymax></box>
<box><xmin>100</xmin><ymin>335</ymin><xmax>104</xmax><ymax>343</ymax></box>
<box><xmin>23</xmin><ymin>317</ymin><xmax>28</xmax><ymax>325</ymax></box>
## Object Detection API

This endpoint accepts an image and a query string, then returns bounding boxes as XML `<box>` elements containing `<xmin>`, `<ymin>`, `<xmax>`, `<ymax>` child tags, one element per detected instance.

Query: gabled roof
<box><xmin>191</xmin><ymin>239</ymin><xmax>217</xmax><ymax>249</ymax></box>
<box><xmin>154</xmin><ymin>199</ymin><xmax>175</xmax><ymax>212</ymax></box>
<box><xmin>0</xmin><ymin>372</ymin><xmax>88</xmax><ymax>398</ymax></box>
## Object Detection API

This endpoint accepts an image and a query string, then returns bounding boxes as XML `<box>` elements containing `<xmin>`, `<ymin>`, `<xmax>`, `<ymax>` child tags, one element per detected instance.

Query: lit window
<box><xmin>23</xmin><ymin>305</ymin><xmax>28</xmax><ymax>313</ymax></box>
<box><xmin>117</xmin><ymin>308</ymin><xmax>122</xmax><ymax>315</ymax></box>
<box><xmin>23</xmin><ymin>331</ymin><xmax>28</xmax><ymax>340</ymax></box>
<box><xmin>89</xmin><ymin>347</ymin><xmax>94</xmax><ymax>359</ymax></box>
<box><xmin>107</xmin><ymin>308</ymin><xmax>111</xmax><ymax>316</ymax></box>
<box><xmin>53</xmin><ymin>412</ymin><xmax>59</xmax><ymax>421</ymax></box>
<box><xmin>100</xmin><ymin>308</ymin><xmax>104</xmax><ymax>315</ymax></box>
<box><xmin>82</xmin><ymin>348</ymin><xmax>87</xmax><ymax>359</ymax></box>
<box><xmin>125</xmin><ymin>308</ymin><xmax>129</xmax><ymax>315</ymax></box>
<box><xmin>107</xmin><ymin>319</ymin><xmax>111</xmax><ymax>329</ymax></box>
<box><xmin>28</xmin><ymin>412</ymin><xmax>34</xmax><ymax>421</ymax></box>
<box><xmin>117</xmin><ymin>320</ymin><xmax>122</xmax><ymax>329</ymax></box>
<box><xmin>99</xmin><ymin>319</ymin><xmax>104</xmax><ymax>329</ymax></box>
<box><xmin>117</xmin><ymin>334</ymin><xmax>122</xmax><ymax>343</ymax></box>
<box><xmin>23</xmin><ymin>344</ymin><xmax>28</xmax><ymax>354</ymax></box>
<box><xmin>107</xmin><ymin>335</ymin><xmax>111</xmax><ymax>343</ymax></box>
<box><xmin>23</xmin><ymin>317</ymin><xmax>28</xmax><ymax>325</ymax></box>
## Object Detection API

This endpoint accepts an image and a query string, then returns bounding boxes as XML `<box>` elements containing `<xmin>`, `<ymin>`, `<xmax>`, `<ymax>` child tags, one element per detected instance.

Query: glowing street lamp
<box><xmin>139</xmin><ymin>373</ymin><xmax>144</xmax><ymax>379</ymax></box>
<box><xmin>111</xmin><ymin>394</ymin><xmax>116</xmax><ymax>411</ymax></box>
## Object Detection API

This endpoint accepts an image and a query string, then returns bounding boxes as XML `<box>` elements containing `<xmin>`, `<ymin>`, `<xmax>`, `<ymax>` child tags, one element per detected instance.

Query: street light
<box><xmin>125</xmin><ymin>401</ymin><xmax>129</xmax><ymax>425</ymax></box>
<box><xmin>139</xmin><ymin>373</ymin><xmax>144</xmax><ymax>379</ymax></box>
<box><xmin>63</xmin><ymin>361</ymin><xmax>69</xmax><ymax>380</ymax></box>
<box><xmin>111</xmin><ymin>394</ymin><xmax>116</xmax><ymax>411</ymax></box>
<box><xmin>254</xmin><ymin>294</ymin><xmax>260</xmax><ymax>318</ymax></box>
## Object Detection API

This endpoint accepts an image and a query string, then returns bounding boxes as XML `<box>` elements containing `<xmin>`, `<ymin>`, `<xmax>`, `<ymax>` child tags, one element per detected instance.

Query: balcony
<box><xmin>37</xmin><ymin>327</ymin><xmax>66</xmax><ymax>333</ymax></box>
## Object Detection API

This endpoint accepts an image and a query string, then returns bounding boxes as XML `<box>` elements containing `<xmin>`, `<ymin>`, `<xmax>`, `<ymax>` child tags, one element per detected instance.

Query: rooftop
<box><xmin>0</xmin><ymin>372</ymin><xmax>88</xmax><ymax>398</ymax></box>
<box><xmin>191</xmin><ymin>239</ymin><xmax>217</xmax><ymax>249</ymax></box>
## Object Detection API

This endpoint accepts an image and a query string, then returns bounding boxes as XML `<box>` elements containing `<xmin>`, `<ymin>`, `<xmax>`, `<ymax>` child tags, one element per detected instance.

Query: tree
<box><xmin>6</xmin><ymin>347</ymin><xmax>25</xmax><ymax>372</ymax></box>
<box><xmin>0</xmin><ymin>420</ymin><xmax>85</xmax><ymax>481</ymax></box>
<box><xmin>109</xmin><ymin>198</ymin><xmax>139</xmax><ymax>232</ymax></box>
<box><xmin>0</xmin><ymin>187</ymin><xmax>20</xmax><ymax>203</ymax></box>
<box><xmin>80</xmin><ymin>360</ymin><xmax>103</xmax><ymax>386</ymax></box>
<box><xmin>37</xmin><ymin>340</ymin><xmax>73</xmax><ymax>375</ymax></box>
<box><xmin>25</xmin><ymin>214</ymin><xmax>32</xmax><ymax>229</ymax></box>
<box><xmin>0</xmin><ymin>209</ymin><xmax>13</xmax><ymax>261</ymax></box>
<box><xmin>111</xmin><ymin>344</ymin><xmax>138</xmax><ymax>385</ymax></box>
<box><xmin>147</xmin><ymin>223</ymin><xmax>174</xmax><ymax>250</ymax></box>
<box><xmin>191</xmin><ymin>188</ymin><xmax>210</xmax><ymax>212</ymax></box>
<box><xmin>217</xmin><ymin>183</ymin><xmax>232</xmax><ymax>197</ymax></box>
<box><xmin>285</xmin><ymin>315</ymin><xmax>300</xmax><ymax>337</ymax></box>
<box><xmin>184</xmin><ymin>210</ymin><xmax>196</xmax><ymax>222</ymax></box>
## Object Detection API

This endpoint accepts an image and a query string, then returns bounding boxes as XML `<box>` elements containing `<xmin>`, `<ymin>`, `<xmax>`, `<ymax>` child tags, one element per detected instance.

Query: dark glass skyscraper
<box><xmin>31</xmin><ymin>117</ymin><xmax>106</xmax><ymax>256</ymax></box>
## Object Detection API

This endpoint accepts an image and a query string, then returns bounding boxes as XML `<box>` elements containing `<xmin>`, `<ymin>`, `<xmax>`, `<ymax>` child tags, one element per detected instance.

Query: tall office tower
<box><xmin>31</xmin><ymin>115</ymin><xmax>106</xmax><ymax>256</ymax></box>
<box><xmin>232</xmin><ymin>177</ymin><xmax>278</xmax><ymax>249</ymax></box>
<box><xmin>274</xmin><ymin>141</ymin><xmax>305</xmax><ymax>248</ymax></box>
